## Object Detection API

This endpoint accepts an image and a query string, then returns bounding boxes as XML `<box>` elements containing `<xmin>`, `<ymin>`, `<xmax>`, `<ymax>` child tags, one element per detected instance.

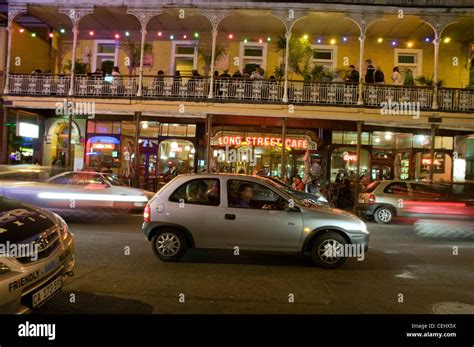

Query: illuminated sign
<box><xmin>217</xmin><ymin>136</ymin><xmax>308</xmax><ymax>149</ymax></box>
<box><xmin>92</xmin><ymin>143</ymin><xmax>115</xmax><ymax>150</ymax></box>
<box><xmin>18</xmin><ymin>122</ymin><xmax>39</xmax><ymax>138</ymax></box>
<box><xmin>342</xmin><ymin>152</ymin><xmax>357</xmax><ymax>161</ymax></box>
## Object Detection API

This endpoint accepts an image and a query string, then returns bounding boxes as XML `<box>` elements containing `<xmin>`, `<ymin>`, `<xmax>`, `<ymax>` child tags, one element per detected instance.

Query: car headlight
<box><xmin>0</xmin><ymin>262</ymin><xmax>11</xmax><ymax>274</ymax></box>
<box><xmin>54</xmin><ymin>213</ymin><xmax>70</xmax><ymax>240</ymax></box>
<box><xmin>360</xmin><ymin>221</ymin><xmax>369</xmax><ymax>234</ymax></box>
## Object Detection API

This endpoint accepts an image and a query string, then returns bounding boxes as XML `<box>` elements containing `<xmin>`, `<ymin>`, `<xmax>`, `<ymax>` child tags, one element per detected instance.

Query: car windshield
<box><xmin>103</xmin><ymin>175</ymin><xmax>127</xmax><ymax>186</ymax></box>
<box><xmin>259</xmin><ymin>177</ymin><xmax>306</xmax><ymax>207</ymax></box>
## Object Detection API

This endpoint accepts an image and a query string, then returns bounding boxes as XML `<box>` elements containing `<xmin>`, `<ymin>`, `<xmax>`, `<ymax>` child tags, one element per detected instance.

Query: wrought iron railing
<box><xmin>5</xmin><ymin>74</ymin><xmax>474</xmax><ymax>112</ymax></box>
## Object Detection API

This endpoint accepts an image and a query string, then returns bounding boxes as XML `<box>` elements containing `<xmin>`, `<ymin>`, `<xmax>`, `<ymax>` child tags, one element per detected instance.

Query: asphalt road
<box><xmin>37</xmin><ymin>213</ymin><xmax>474</xmax><ymax>314</ymax></box>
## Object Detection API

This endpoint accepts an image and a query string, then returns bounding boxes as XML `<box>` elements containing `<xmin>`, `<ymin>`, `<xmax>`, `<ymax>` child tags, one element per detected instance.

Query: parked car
<box><xmin>261</xmin><ymin>175</ymin><xmax>329</xmax><ymax>206</ymax></box>
<box><xmin>142</xmin><ymin>174</ymin><xmax>369</xmax><ymax>268</ymax></box>
<box><xmin>357</xmin><ymin>180</ymin><xmax>474</xmax><ymax>224</ymax></box>
<box><xmin>0</xmin><ymin>171</ymin><xmax>154</xmax><ymax>214</ymax></box>
<box><xmin>0</xmin><ymin>197</ymin><xmax>75</xmax><ymax>314</ymax></box>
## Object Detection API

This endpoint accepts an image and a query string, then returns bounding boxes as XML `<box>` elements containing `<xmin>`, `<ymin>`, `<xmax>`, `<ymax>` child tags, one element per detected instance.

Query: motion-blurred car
<box><xmin>143</xmin><ymin>174</ymin><xmax>369</xmax><ymax>268</ymax></box>
<box><xmin>0</xmin><ymin>165</ymin><xmax>59</xmax><ymax>182</ymax></box>
<box><xmin>357</xmin><ymin>180</ymin><xmax>474</xmax><ymax>224</ymax></box>
<box><xmin>0</xmin><ymin>171</ymin><xmax>154</xmax><ymax>214</ymax></box>
<box><xmin>258</xmin><ymin>175</ymin><xmax>329</xmax><ymax>206</ymax></box>
<box><xmin>0</xmin><ymin>197</ymin><xmax>75</xmax><ymax>314</ymax></box>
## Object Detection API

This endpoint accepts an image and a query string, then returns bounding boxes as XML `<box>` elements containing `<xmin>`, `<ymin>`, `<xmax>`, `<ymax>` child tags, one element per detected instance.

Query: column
<box><xmin>206</xmin><ymin>114</ymin><xmax>213</xmax><ymax>172</ymax></box>
<box><xmin>137</xmin><ymin>27</ymin><xmax>147</xmax><ymax>97</ymax></box>
<box><xmin>280</xmin><ymin>117</ymin><xmax>287</xmax><ymax>179</ymax></box>
<box><xmin>428</xmin><ymin>123</ymin><xmax>437</xmax><ymax>182</ymax></box>
<box><xmin>134</xmin><ymin>111</ymin><xmax>141</xmax><ymax>188</ymax></box>
<box><xmin>3</xmin><ymin>5</ymin><xmax>26</xmax><ymax>94</ymax></box>
<box><xmin>353</xmin><ymin>121</ymin><xmax>363</xmax><ymax>212</ymax></box>
<box><xmin>69</xmin><ymin>25</ymin><xmax>79</xmax><ymax>95</ymax></box>
<box><xmin>282</xmin><ymin>30</ymin><xmax>291</xmax><ymax>103</ymax></box>
<box><xmin>432</xmin><ymin>36</ymin><xmax>440</xmax><ymax>109</ymax></box>
<box><xmin>357</xmin><ymin>34</ymin><xmax>365</xmax><ymax>105</ymax></box>
<box><xmin>208</xmin><ymin>29</ymin><xmax>218</xmax><ymax>99</ymax></box>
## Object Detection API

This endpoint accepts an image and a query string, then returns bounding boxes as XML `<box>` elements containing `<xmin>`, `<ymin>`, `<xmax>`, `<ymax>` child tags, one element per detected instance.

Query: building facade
<box><xmin>1</xmin><ymin>0</ymin><xmax>473</xmax><ymax>187</ymax></box>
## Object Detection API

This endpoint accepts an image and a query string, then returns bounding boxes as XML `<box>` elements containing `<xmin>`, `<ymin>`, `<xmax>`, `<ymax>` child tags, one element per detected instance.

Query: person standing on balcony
<box><xmin>403</xmin><ymin>69</ymin><xmax>415</xmax><ymax>86</ymax></box>
<box><xmin>391</xmin><ymin>66</ymin><xmax>402</xmax><ymax>85</ymax></box>
<box><xmin>232</xmin><ymin>70</ymin><xmax>243</xmax><ymax>78</ymax></box>
<box><xmin>375</xmin><ymin>67</ymin><xmax>385</xmax><ymax>84</ymax></box>
<box><xmin>364</xmin><ymin>59</ymin><xmax>375</xmax><ymax>84</ymax></box>
<box><xmin>346</xmin><ymin>65</ymin><xmax>359</xmax><ymax>83</ymax></box>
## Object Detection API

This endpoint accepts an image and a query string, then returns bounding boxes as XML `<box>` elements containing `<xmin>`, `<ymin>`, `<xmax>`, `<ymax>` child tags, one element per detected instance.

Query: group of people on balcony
<box><xmin>364</xmin><ymin>59</ymin><xmax>415</xmax><ymax>86</ymax></box>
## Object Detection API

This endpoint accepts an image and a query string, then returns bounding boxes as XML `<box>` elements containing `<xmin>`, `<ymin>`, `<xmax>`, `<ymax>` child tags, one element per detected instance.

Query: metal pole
<box><xmin>137</xmin><ymin>27</ymin><xmax>146</xmax><ymax>97</ymax></box>
<box><xmin>280</xmin><ymin>117</ymin><xmax>287</xmax><ymax>179</ymax></box>
<box><xmin>208</xmin><ymin>29</ymin><xmax>218</xmax><ymax>99</ymax></box>
<box><xmin>66</xmin><ymin>111</ymin><xmax>73</xmax><ymax>170</ymax></box>
<box><xmin>1</xmin><ymin>107</ymin><xmax>8</xmax><ymax>164</ymax></box>
<box><xmin>3</xmin><ymin>25</ymin><xmax>12</xmax><ymax>94</ymax></box>
<box><xmin>206</xmin><ymin>114</ymin><xmax>213</xmax><ymax>172</ymax></box>
<box><xmin>282</xmin><ymin>30</ymin><xmax>291</xmax><ymax>103</ymax></box>
<box><xmin>353</xmin><ymin>121</ymin><xmax>363</xmax><ymax>212</ymax></box>
<box><xmin>69</xmin><ymin>25</ymin><xmax>79</xmax><ymax>96</ymax></box>
<box><xmin>432</xmin><ymin>36</ymin><xmax>440</xmax><ymax>109</ymax></box>
<box><xmin>428</xmin><ymin>123</ymin><xmax>437</xmax><ymax>182</ymax></box>
<box><xmin>134</xmin><ymin>111</ymin><xmax>141</xmax><ymax>187</ymax></box>
<box><xmin>357</xmin><ymin>34</ymin><xmax>365</xmax><ymax>105</ymax></box>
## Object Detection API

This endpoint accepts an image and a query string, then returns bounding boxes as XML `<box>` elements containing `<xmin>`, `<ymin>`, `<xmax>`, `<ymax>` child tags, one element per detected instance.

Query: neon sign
<box><xmin>92</xmin><ymin>143</ymin><xmax>114</xmax><ymax>150</ymax></box>
<box><xmin>342</xmin><ymin>152</ymin><xmax>357</xmax><ymax>161</ymax></box>
<box><xmin>217</xmin><ymin>136</ymin><xmax>308</xmax><ymax>149</ymax></box>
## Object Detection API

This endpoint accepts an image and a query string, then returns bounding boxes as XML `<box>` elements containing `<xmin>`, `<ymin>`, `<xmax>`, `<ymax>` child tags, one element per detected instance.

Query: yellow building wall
<box><xmin>57</xmin><ymin>35</ymin><xmax>470</xmax><ymax>87</ymax></box>
<box><xmin>10</xmin><ymin>23</ymin><xmax>52</xmax><ymax>73</ymax></box>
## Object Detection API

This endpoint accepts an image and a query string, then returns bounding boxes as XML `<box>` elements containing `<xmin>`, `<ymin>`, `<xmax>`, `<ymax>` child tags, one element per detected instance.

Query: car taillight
<box><xmin>368</xmin><ymin>194</ymin><xmax>376</xmax><ymax>205</ymax></box>
<box><xmin>143</xmin><ymin>205</ymin><xmax>151</xmax><ymax>223</ymax></box>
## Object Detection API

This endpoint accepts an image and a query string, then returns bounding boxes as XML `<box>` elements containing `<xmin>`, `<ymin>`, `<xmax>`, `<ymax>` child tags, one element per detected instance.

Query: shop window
<box><xmin>159</xmin><ymin>139</ymin><xmax>195</xmax><ymax>175</ymax></box>
<box><xmin>159</xmin><ymin>123</ymin><xmax>196</xmax><ymax>137</ymax></box>
<box><xmin>330</xmin><ymin>147</ymin><xmax>369</xmax><ymax>181</ymax></box>
<box><xmin>227</xmin><ymin>180</ymin><xmax>283</xmax><ymax>210</ymax></box>
<box><xmin>383</xmin><ymin>182</ymin><xmax>408</xmax><ymax>195</ymax></box>
<box><xmin>169</xmin><ymin>179</ymin><xmax>220</xmax><ymax>206</ymax></box>
<box><xmin>88</xmin><ymin>121</ymin><xmax>121</xmax><ymax>134</ymax></box>
<box><xmin>85</xmin><ymin>136</ymin><xmax>121</xmax><ymax>169</ymax></box>
<box><xmin>332</xmin><ymin>131</ymin><xmax>370</xmax><ymax>145</ymax></box>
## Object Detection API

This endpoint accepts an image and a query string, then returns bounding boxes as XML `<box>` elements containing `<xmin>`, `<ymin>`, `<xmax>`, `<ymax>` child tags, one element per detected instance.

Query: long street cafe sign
<box><xmin>217</xmin><ymin>135</ymin><xmax>308</xmax><ymax>149</ymax></box>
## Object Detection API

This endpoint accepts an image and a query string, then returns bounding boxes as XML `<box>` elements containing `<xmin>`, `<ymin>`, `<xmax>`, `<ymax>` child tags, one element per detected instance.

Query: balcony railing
<box><xmin>5</xmin><ymin>73</ymin><xmax>474</xmax><ymax>112</ymax></box>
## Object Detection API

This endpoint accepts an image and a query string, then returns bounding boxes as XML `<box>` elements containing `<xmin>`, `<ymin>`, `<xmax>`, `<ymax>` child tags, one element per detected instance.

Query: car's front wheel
<box><xmin>151</xmin><ymin>228</ymin><xmax>188</xmax><ymax>262</ymax></box>
<box><xmin>374</xmin><ymin>206</ymin><xmax>394</xmax><ymax>224</ymax></box>
<box><xmin>310</xmin><ymin>232</ymin><xmax>347</xmax><ymax>268</ymax></box>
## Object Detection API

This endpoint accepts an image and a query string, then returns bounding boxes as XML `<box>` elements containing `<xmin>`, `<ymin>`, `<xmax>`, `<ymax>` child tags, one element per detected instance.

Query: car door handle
<box><xmin>224</xmin><ymin>214</ymin><xmax>236</xmax><ymax>220</ymax></box>
<box><xmin>288</xmin><ymin>222</ymin><xmax>295</xmax><ymax>225</ymax></box>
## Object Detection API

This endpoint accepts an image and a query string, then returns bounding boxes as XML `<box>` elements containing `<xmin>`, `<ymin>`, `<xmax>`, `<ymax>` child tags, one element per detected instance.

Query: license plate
<box><xmin>32</xmin><ymin>276</ymin><xmax>63</xmax><ymax>308</ymax></box>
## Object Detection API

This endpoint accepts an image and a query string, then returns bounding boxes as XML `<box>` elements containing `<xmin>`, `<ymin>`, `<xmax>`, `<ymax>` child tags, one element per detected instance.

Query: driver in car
<box><xmin>234</xmin><ymin>184</ymin><xmax>272</xmax><ymax>209</ymax></box>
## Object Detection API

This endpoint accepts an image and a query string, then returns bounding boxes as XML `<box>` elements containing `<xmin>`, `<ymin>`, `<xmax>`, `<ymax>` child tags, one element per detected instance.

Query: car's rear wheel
<box><xmin>151</xmin><ymin>228</ymin><xmax>188</xmax><ymax>261</ymax></box>
<box><xmin>374</xmin><ymin>206</ymin><xmax>393</xmax><ymax>224</ymax></box>
<box><xmin>310</xmin><ymin>232</ymin><xmax>347</xmax><ymax>268</ymax></box>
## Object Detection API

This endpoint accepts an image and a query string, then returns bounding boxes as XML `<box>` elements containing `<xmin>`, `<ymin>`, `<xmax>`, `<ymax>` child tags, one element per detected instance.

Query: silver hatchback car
<box><xmin>142</xmin><ymin>174</ymin><xmax>369</xmax><ymax>268</ymax></box>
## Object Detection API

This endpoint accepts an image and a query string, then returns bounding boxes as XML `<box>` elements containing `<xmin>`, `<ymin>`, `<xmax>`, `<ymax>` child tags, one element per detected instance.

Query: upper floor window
<box><xmin>239</xmin><ymin>42</ymin><xmax>268</xmax><ymax>75</ymax></box>
<box><xmin>93</xmin><ymin>40</ymin><xmax>119</xmax><ymax>74</ymax></box>
<box><xmin>171</xmin><ymin>41</ymin><xmax>198</xmax><ymax>76</ymax></box>
<box><xmin>394</xmin><ymin>49</ymin><xmax>423</xmax><ymax>78</ymax></box>
<box><xmin>312</xmin><ymin>45</ymin><xmax>338</xmax><ymax>70</ymax></box>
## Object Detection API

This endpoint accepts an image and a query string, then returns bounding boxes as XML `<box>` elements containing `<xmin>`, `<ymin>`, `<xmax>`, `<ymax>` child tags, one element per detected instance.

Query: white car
<box><xmin>0</xmin><ymin>197</ymin><xmax>75</xmax><ymax>314</ymax></box>
<box><xmin>0</xmin><ymin>171</ymin><xmax>154</xmax><ymax>214</ymax></box>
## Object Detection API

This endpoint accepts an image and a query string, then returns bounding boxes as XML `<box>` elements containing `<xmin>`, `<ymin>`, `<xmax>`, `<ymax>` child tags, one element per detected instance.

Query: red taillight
<box><xmin>368</xmin><ymin>194</ymin><xmax>376</xmax><ymax>205</ymax></box>
<box><xmin>143</xmin><ymin>205</ymin><xmax>151</xmax><ymax>223</ymax></box>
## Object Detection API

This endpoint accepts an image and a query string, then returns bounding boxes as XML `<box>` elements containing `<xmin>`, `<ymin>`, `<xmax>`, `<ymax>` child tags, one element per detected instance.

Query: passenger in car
<box><xmin>233</xmin><ymin>184</ymin><xmax>272</xmax><ymax>209</ymax></box>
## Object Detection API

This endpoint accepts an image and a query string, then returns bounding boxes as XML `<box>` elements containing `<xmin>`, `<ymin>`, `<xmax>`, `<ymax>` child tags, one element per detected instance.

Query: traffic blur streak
<box><xmin>0</xmin><ymin>166</ymin><xmax>154</xmax><ymax>215</ymax></box>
